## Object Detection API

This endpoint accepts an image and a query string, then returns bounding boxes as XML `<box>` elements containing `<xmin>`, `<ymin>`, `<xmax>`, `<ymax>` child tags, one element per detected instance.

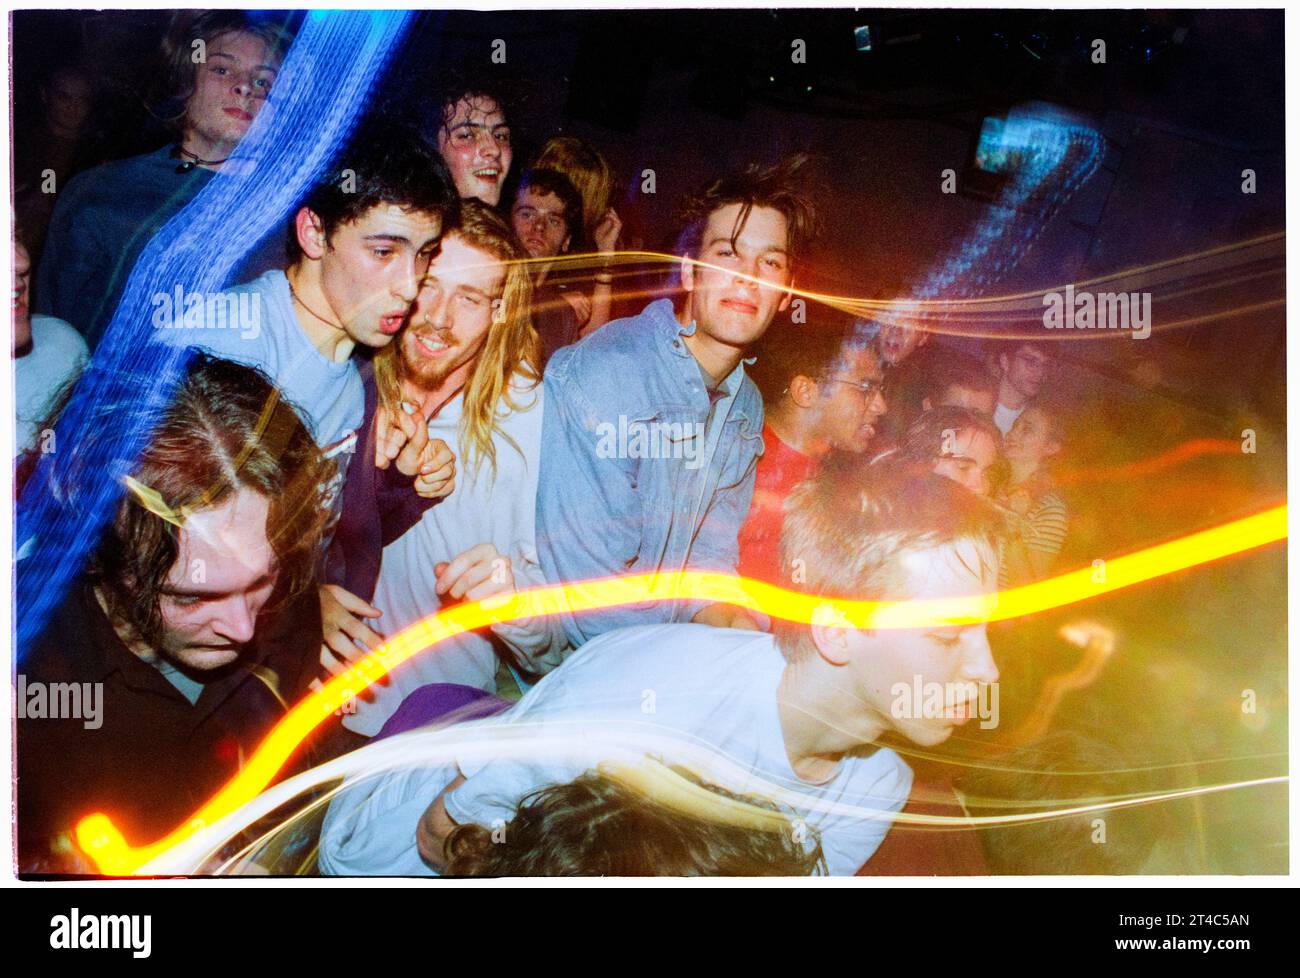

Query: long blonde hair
<box><xmin>373</xmin><ymin>201</ymin><xmax>540</xmax><ymax>480</ymax></box>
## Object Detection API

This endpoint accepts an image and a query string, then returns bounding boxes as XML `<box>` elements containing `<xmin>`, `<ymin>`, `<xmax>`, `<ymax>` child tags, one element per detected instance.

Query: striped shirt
<box><xmin>999</xmin><ymin>490</ymin><xmax>1069</xmax><ymax>588</ymax></box>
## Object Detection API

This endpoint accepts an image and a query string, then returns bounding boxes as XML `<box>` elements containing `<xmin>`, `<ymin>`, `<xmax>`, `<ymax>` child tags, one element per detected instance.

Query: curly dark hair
<box><xmin>87</xmin><ymin>352</ymin><xmax>334</xmax><ymax>650</ymax></box>
<box><xmin>444</xmin><ymin>768</ymin><xmax>825</xmax><ymax>877</ymax></box>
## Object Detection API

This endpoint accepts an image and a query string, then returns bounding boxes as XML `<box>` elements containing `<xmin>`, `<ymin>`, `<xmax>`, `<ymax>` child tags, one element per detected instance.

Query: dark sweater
<box><xmin>324</xmin><ymin>360</ymin><xmax>440</xmax><ymax>602</ymax></box>
<box><xmin>16</xmin><ymin>578</ymin><xmax>321</xmax><ymax>873</ymax></box>
<box><xmin>35</xmin><ymin>145</ymin><xmax>283</xmax><ymax>349</ymax></box>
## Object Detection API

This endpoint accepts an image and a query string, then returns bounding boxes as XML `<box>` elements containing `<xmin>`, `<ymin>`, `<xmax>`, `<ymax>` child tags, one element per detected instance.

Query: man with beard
<box><xmin>322</xmin><ymin>201</ymin><xmax>567</xmax><ymax>735</ymax></box>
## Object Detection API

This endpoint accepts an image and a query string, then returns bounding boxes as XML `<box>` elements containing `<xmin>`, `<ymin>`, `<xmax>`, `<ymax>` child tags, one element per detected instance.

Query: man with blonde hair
<box><xmin>402</xmin><ymin>459</ymin><xmax>1003</xmax><ymax>877</ymax></box>
<box><xmin>324</xmin><ymin>201</ymin><xmax>568</xmax><ymax>738</ymax></box>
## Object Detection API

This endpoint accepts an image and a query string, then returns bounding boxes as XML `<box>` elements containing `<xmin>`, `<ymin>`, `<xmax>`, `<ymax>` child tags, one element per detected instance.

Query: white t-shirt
<box><xmin>993</xmin><ymin>401</ymin><xmax>1024</xmax><ymax>436</ymax></box>
<box><xmin>14</xmin><ymin>315</ymin><xmax>88</xmax><ymax>455</ymax></box>
<box><xmin>320</xmin><ymin>624</ymin><xmax>912</xmax><ymax>876</ymax></box>
<box><xmin>349</xmin><ymin>376</ymin><xmax>565</xmax><ymax>734</ymax></box>
<box><xmin>158</xmin><ymin>269</ymin><xmax>362</xmax><ymax>461</ymax></box>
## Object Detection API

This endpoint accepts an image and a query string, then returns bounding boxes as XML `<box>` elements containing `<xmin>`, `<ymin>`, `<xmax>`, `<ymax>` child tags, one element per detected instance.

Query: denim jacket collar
<box><xmin>642</xmin><ymin>298</ymin><xmax>759</xmax><ymax>423</ymax></box>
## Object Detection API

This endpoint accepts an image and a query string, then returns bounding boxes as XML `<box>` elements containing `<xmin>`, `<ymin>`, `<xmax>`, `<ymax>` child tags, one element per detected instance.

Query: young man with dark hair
<box><xmin>36</xmin><ymin>11</ymin><xmax>294</xmax><ymax>348</ymax></box>
<box><xmin>891</xmin><ymin>405</ymin><xmax>1003</xmax><ymax>498</ymax></box>
<box><xmin>535</xmin><ymin>156</ymin><xmax>819</xmax><ymax>645</ymax></box>
<box><xmin>921</xmin><ymin>352</ymin><xmax>999</xmax><ymax>416</ymax></box>
<box><xmin>510</xmin><ymin>167</ymin><xmax>587</xmax><ymax>364</ymax></box>
<box><xmin>16</xmin><ymin>354</ymin><xmax>332</xmax><ymax>873</ymax></box>
<box><xmin>162</xmin><ymin>131</ymin><xmax>461</xmax><ymax>693</ymax></box>
<box><xmin>318</xmin><ymin>459</ymin><xmax>1000</xmax><ymax>877</ymax></box>
<box><xmin>993</xmin><ymin>341</ymin><xmax>1052</xmax><ymax>435</ymax></box>
<box><xmin>424</xmin><ymin>79</ymin><xmax>514</xmax><ymax>207</ymax></box>
<box><xmin>165</xmin><ymin>129</ymin><xmax>459</xmax><ymax>474</ymax></box>
<box><xmin>738</xmin><ymin>310</ymin><xmax>886</xmax><ymax>584</ymax></box>
<box><xmin>440</xmin><ymin>769</ymin><xmax>823</xmax><ymax>877</ymax></box>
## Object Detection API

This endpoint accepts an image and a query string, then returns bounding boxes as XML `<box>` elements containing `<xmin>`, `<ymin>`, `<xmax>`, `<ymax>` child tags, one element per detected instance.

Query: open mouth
<box><xmin>412</xmin><ymin>332</ymin><xmax>451</xmax><ymax>358</ymax></box>
<box><xmin>378</xmin><ymin>313</ymin><xmax>407</xmax><ymax>336</ymax></box>
<box><xmin>472</xmin><ymin>167</ymin><xmax>501</xmax><ymax>183</ymax></box>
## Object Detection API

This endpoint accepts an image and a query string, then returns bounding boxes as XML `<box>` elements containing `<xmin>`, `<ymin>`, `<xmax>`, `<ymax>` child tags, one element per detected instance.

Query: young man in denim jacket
<box><xmin>536</xmin><ymin>158</ymin><xmax>819</xmax><ymax>646</ymax></box>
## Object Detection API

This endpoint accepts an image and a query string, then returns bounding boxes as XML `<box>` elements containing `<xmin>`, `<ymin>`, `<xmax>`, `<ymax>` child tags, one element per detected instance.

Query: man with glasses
<box><xmin>738</xmin><ymin>311</ymin><xmax>886</xmax><ymax>586</ymax></box>
<box><xmin>993</xmin><ymin>342</ymin><xmax>1052</xmax><ymax>436</ymax></box>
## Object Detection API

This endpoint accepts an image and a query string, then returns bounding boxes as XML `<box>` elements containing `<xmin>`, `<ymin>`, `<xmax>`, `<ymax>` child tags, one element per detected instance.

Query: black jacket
<box><xmin>16</xmin><ymin>579</ymin><xmax>321</xmax><ymax>873</ymax></box>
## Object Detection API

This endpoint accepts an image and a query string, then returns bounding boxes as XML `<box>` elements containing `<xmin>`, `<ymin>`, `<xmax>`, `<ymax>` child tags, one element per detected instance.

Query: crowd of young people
<box><xmin>14</xmin><ymin>11</ymin><xmax>1089</xmax><ymax>877</ymax></box>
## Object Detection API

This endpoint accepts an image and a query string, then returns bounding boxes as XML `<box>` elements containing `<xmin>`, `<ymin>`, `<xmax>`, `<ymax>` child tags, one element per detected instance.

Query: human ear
<box><xmin>789</xmin><ymin>374</ymin><xmax>819</xmax><ymax>409</ymax></box>
<box><xmin>777</xmin><ymin>276</ymin><xmax>794</xmax><ymax>312</ymax></box>
<box><xmin>295</xmin><ymin>207</ymin><xmax>328</xmax><ymax>261</ymax></box>
<box><xmin>810</xmin><ymin>619</ymin><xmax>854</xmax><ymax>668</ymax></box>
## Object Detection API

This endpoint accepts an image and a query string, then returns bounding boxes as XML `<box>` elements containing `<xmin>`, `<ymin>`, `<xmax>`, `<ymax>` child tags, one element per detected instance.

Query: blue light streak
<box><xmin>15</xmin><ymin>11</ymin><xmax>413</xmax><ymax>656</ymax></box>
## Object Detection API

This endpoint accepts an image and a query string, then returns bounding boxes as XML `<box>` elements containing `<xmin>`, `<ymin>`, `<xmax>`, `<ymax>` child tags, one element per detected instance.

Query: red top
<box><xmin>737</xmin><ymin>424</ymin><xmax>819</xmax><ymax>586</ymax></box>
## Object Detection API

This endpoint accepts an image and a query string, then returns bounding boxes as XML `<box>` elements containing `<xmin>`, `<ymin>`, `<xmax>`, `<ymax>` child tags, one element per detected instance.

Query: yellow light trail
<box><xmin>540</xmin><ymin>236</ymin><xmax>1284</xmax><ymax>341</ymax></box>
<box><xmin>74</xmin><ymin>504</ymin><xmax>1287</xmax><ymax>874</ymax></box>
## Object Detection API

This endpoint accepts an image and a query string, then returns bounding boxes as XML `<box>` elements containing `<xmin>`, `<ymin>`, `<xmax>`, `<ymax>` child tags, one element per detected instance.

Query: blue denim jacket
<box><xmin>536</xmin><ymin>298</ymin><xmax>765</xmax><ymax>646</ymax></box>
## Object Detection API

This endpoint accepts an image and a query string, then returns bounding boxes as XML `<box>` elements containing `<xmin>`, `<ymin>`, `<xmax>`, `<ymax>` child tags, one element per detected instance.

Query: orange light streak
<box><xmin>74</xmin><ymin>504</ymin><xmax>1286</xmax><ymax>874</ymax></box>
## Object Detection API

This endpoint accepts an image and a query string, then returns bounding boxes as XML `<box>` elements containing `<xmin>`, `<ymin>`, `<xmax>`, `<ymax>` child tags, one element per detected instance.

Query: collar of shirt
<box><xmin>643</xmin><ymin>298</ymin><xmax>757</xmax><ymax>414</ymax></box>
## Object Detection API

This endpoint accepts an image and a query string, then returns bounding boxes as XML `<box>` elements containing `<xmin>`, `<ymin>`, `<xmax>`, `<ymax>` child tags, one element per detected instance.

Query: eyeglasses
<box><xmin>825</xmin><ymin>377</ymin><xmax>882</xmax><ymax>397</ymax></box>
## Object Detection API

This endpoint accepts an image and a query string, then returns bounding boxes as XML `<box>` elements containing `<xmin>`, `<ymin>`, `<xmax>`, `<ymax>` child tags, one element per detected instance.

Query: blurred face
<box><xmin>43</xmin><ymin>68</ymin><xmax>93</xmax><ymax>135</ymax></box>
<box><xmin>938</xmin><ymin>383</ymin><xmax>997</xmax><ymax>417</ymax></box>
<box><xmin>681</xmin><ymin>203</ymin><xmax>793</xmax><ymax>359</ymax></box>
<box><xmin>184</xmin><ymin>31</ymin><xmax>279</xmax><ymax>152</ymax></box>
<box><xmin>1001</xmin><ymin>346</ymin><xmax>1050</xmax><ymax>401</ymax></box>
<box><xmin>808</xmin><ymin>345</ymin><xmax>887</xmax><ymax>453</ymax></box>
<box><xmin>401</xmin><ymin>232</ymin><xmax>505</xmax><ymax>390</ymax></box>
<box><xmin>13</xmin><ymin>241</ymin><xmax>32</xmax><ymax>351</ymax></box>
<box><xmin>1004</xmin><ymin>407</ymin><xmax>1060</xmax><ymax>466</ymax></box>
<box><xmin>878</xmin><ymin>322</ymin><xmax>926</xmax><ymax>366</ymax></box>
<box><xmin>511</xmin><ymin>187</ymin><xmax>572</xmax><ymax>259</ymax></box>
<box><xmin>314</xmin><ymin>203</ymin><xmax>445</xmax><ymax>349</ymax></box>
<box><xmin>932</xmin><ymin>427</ymin><xmax>999</xmax><ymax>497</ymax></box>
<box><xmin>841</xmin><ymin>541</ymin><xmax>999</xmax><ymax>747</ymax></box>
<box><xmin>156</xmin><ymin>489</ymin><xmax>278</xmax><ymax>672</ymax></box>
<box><xmin>437</xmin><ymin>94</ymin><xmax>512</xmax><ymax>206</ymax></box>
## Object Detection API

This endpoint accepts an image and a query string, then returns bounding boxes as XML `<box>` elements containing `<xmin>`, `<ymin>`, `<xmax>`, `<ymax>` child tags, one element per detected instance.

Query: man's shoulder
<box><xmin>29</xmin><ymin>315</ymin><xmax>89</xmax><ymax>361</ymax></box>
<box><xmin>18</xmin><ymin>582</ymin><xmax>109</xmax><ymax>684</ymax></box>
<box><xmin>558</xmin><ymin>623</ymin><xmax>780</xmax><ymax>686</ymax></box>
<box><xmin>554</xmin><ymin>301</ymin><xmax>674</xmax><ymax>370</ymax></box>
<box><xmin>56</xmin><ymin>147</ymin><xmax>181</xmax><ymax>208</ymax></box>
<box><xmin>545</xmin><ymin>301</ymin><xmax>678</xmax><ymax>410</ymax></box>
<box><xmin>735</xmin><ymin>369</ymin><xmax>764</xmax><ymax>416</ymax></box>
